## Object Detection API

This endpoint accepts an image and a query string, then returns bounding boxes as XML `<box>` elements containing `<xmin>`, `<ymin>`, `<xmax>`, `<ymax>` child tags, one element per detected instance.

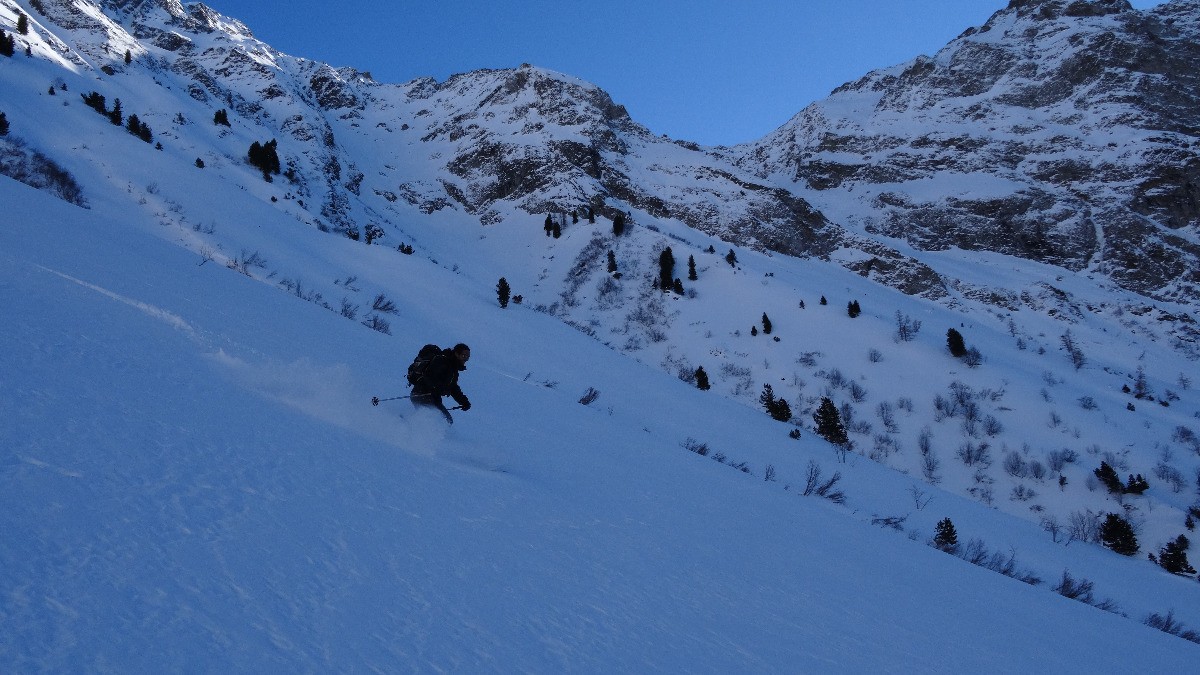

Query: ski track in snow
<box><xmin>35</xmin><ymin>262</ymin><xmax>489</xmax><ymax>468</ymax></box>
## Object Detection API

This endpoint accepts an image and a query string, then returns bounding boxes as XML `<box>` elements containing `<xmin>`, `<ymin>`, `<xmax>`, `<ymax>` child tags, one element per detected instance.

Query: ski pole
<box><xmin>371</xmin><ymin>394</ymin><xmax>412</xmax><ymax>406</ymax></box>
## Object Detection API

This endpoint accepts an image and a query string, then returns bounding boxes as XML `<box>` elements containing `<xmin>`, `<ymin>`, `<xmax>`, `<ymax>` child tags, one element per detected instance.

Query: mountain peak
<box><xmin>1001</xmin><ymin>0</ymin><xmax>1132</xmax><ymax>19</ymax></box>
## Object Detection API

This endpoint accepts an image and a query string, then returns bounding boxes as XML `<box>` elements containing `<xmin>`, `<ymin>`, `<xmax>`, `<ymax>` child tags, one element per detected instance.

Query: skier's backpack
<box><xmin>407</xmin><ymin>344</ymin><xmax>442</xmax><ymax>387</ymax></box>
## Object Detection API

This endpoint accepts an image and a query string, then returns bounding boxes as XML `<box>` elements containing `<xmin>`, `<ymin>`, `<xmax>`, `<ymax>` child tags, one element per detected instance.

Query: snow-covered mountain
<box><xmin>4</xmin><ymin>0</ymin><xmax>1200</xmax><ymax>668</ymax></box>
<box><xmin>731</xmin><ymin>0</ymin><xmax>1200</xmax><ymax>305</ymax></box>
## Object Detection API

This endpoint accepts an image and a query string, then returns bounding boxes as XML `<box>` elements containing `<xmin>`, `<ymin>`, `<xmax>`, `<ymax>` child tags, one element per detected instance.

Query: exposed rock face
<box><xmin>730</xmin><ymin>0</ymin><xmax>1200</xmax><ymax>302</ymax></box>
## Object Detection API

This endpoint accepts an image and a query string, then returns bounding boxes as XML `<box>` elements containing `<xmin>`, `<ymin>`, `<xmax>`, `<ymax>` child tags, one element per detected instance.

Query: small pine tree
<box><xmin>695</xmin><ymin>366</ymin><xmax>711</xmax><ymax>391</ymax></box>
<box><xmin>759</xmin><ymin>384</ymin><xmax>776</xmax><ymax>410</ymax></box>
<box><xmin>1157</xmin><ymin>535</ymin><xmax>1196</xmax><ymax>575</ymax></box>
<box><xmin>813</xmin><ymin>397</ymin><xmax>848</xmax><ymax>446</ymax></box>
<box><xmin>847</xmin><ymin>300</ymin><xmax>861</xmax><ymax>318</ymax></box>
<box><xmin>725</xmin><ymin>249</ymin><xmax>737</xmax><ymax>267</ymax></box>
<box><xmin>934</xmin><ymin>518</ymin><xmax>959</xmax><ymax>552</ymax></box>
<box><xmin>607</xmin><ymin>250</ymin><xmax>618</xmax><ymax>274</ymax></box>
<box><xmin>496</xmin><ymin>277</ymin><xmax>511</xmax><ymax>308</ymax></box>
<box><xmin>552</xmin><ymin>222</ymin><xmax>561</xmax><ymax>238</ymax></box>
<box><xmin>659</xmin><ymin>247</ymin><xmax>675</xmax><ymax>291</ymax></box>
<box><xmin>751</xmin><ymin>326</ymin><xmax>758</xmax><ymax>336</ymax></box>
<box><xmin>0</xmin><ymin>111</ymin><xmax>8</xmax><ymax>137</ymax></box>
<box><xmin>1132</xmin><ymin>366</ymin><xmax>1152</xmax><ymax>400</ymax></box>
<box><xmin>761</xmin><ymin>313</ymin><xmax>772</xmax><ymax>334</ymax></box>
<box><xmin>672</xmin><ymin>278</ymin><xmax>684</xmax><ymax>295</ymax></box>
<box><xmin>688</xmin><ymin>255</ymin><xmax>697</xmax><ymax>281</ymax></box>
<box><xmin>819</xmin><ymin>295</ymin><xmax>827</xmax><ymax>306</ymax></box>
<box><xmin>214</xmin><ymin>108</ymin><xmax>231</xmax><ymax>127</ymax></box>
<box><xmin>770</xmin><ymin>397</ymin><xmax>792</xmax><ymax>423</ymax></box>
<box><xmin>0</xmin><ymin>30</ymin><xmax>14</xmax><ymax>58</ymax></box>
<box><xmin>1094</xmin><ymin>461</ymin><xmax>1123</xmax><ymax>494</ymax></box>
<box><xmin>247</xmin><ymin>139</ymin><xmax>281</xmax><ymax>179</ymax></box>
<box><xmin>947</xmin><ymin>328</ymin><xmax>967</xmax><ymax>357</ymax></box>
<box><xmin>108</xmin><ymin>98</ymin><xmax>123</xmax><ymax>126</ymax></box>
<box><xmin>17</xmin><ymin>13</ymin><xmax>29</xmax><ymax>35</ymax></box>
<box><xmin>124</xmin><ymin>49</ymin><xmax>132</xmax><ymax>65</ymax></box>
<box><xmin>1124</xmin><ymin>474</ymin><xmax>1149</xmax><ymax>495</ymax></box>
<box><xmin>759</xmin><ymin>384</ymin><xmax>791</xmax><ymax>422</ymax></box>
<box><xmin>544</xmin><ymin>213</ymin><xmax>553</xmax><ymax>236</ymax></box>
<box><xmin>1100</xmin><ymin>513</ymin><xmax>1139</xmax><ymax>556</ymax></box>
<box><xmin>195</xmin><ymin>157</ymin><xmax>205</xmax><ymax>168</ymax></box>
<box><xmin>612</xmin><ymin>212</ymin><xmax>626</xmax><ymax>236</ymax></box>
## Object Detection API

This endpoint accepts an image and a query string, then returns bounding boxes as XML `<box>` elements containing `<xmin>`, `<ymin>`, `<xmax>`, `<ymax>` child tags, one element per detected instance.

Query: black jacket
<box><xmin>412</xmin><ymin>349</ymin><xmax>469</xmax><ymax>408</ymax></box>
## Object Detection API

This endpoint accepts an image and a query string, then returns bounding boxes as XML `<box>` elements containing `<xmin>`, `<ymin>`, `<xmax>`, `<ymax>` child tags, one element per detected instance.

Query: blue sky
<box><xmin>206</xmin><ymin>1</ymin><xmax>1163</xmax><ymax>146</ymax></box>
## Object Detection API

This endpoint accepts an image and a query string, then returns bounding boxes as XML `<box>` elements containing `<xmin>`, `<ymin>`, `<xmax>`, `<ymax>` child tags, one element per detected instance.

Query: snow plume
<box><xmin>206</xmin><ymin>350</ymin><xmax>449</xmax><ymax>457</ymax></box>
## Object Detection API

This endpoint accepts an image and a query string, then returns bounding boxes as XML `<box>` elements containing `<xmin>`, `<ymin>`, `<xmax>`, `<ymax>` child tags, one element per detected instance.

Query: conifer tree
<box><xmin>1094</xmin><ymin>461</ymin><xmax>1123</xmax><ymax>494</ymax></box>
<box><xmin>658</xmin><ymin>247</ymin><xmax>675</xmax><ymax>291</ymax></box>
<box><xmin>124</xmin><ymin>49</ymin><xmax>132</xmax><ymax>65</ymax></box>
<box><xmin>761</xmin><ymin>313</ymin><xmax>772</xmax><ymax>334</ymax></box>
<box><xmin>820</xmin><ymin>295</ymin><xmax>827</xmax><ymax>305</ymax></box>
<box><xmin>759</xmin><ymin>384</ymin><xmax>792</xmax><ymax>422</ymax></box>
<box><xmin>672</xmin><ymin>278</ymin><xmax>684</xmax><ymax>295</ymax></box>
<box><xmin>496</xmin><ymin>277</ymin><xmax>511</xmax><ymax>308</ymax></box>
<box><xmin>17</xmin><ymin>13</ymin><xmax>29</xmax><ymax>35</ymax></box>
<box><xmin>544</xmin><ymin>213</ymin><xmax>553</xmax><ymax>236</ymax></box>
<box><xmin>725</xmin><ymin>249</ymin><xmax>737</xmax><ymax>267</ymax></box>
<box><xmin>946</xmin><ymin>328</ymin><xmax>967</xmax><ymax>357</ymax></box>
<box><xmin>1100</xmin><ymin>513</ymin><xmax>1139</xmax><ymax>556</ymax></box>
<box><xmin>0</xmin><ymin>30</ymin><xmax>14</xmax><ymax>58</ymax></box>
<box><xmin>0</xmin><ymin>111</ymin><xmax>8</xmax><ymax>137</ymax></box>
<box><xmin>1157</xmin><ymin>535</ymin><xmax>1196</xmax><ymax>575</ymax></box>
<box><xmin>607</xmin><ymin>250</ymin><xmax>618</xmax><ymax>274</ymax></box>
<box><xmin>612</xmin><ymin>212</ymin><xmax>626</xmax><ymax>236</ymax></box>
<box><xmin>695</xmin><ymin>366</ymin><xmax>711</xmax><ymax>391</ymax></box>
<box><xmin>934</xmin><ymin>518</ymin><xmax>959</xmax><ymax>552</ymax></box>
<box><xmin>108</xmin><ymin>98</ymin><xmax>122</xmax><ymax>126</ymax></box>
<box><xmin>847</xmin><ymin>300</ymin><xmax>861</xmax><ymax>318</ymax></box>
<box><xmin>813</xmin><ymin>397</ymin><xmax>848</xmax><ymax>446</ymax></box>
<box><xmin>213</xmin><ymin>108</ymin><xmax>231</xmax><ymax>127</ymax></box>
<box><xmin>688</xmin><ymin>255</ymin><xmax>697</xmax><ymax>281</ymax></box>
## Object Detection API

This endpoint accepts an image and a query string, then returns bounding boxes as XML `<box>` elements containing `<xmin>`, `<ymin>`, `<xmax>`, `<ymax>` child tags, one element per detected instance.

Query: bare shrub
<box><xmin>1066</xmin><ymin>510</ymin><xmax>1102</xmax><ymax>544</ymax></box>
<box><xmin>371</xmin><ymin>293</ymin><xmax>398</xmax><ymax>314</ymax></box>
<box><xmin>228</xmin><ymin>249</ymin><xmax>267</xmax><ymax>276</ymax></box>
<box><xmin>360</xmin><ymin>315</ymin><xmax>391</xmax><ymax>334</ymax></box>
<box><xmin>681</xmin><ymin>437</ymin><xmax>710</xmax><ymax>456</ymax></box>
<box><xmin>877</xmin><ymin>401</ymin><xmax>898</xmax><ymax>433</ymax></box>
<box><xmin>1061</xmin><ymin>330</ymin><xmax>1085</xmax><ymax>370</ymax></box>
<box><xmin>957</xmin><ymin>441</ymin><xmax>992</xmax><ymax>467</ymax></box>
<box><xmin>1145</xmin><ymin>611</ymin><xmax>1200</xmax><ymax>644</ymax></box>
<box><xmin>894</xmin><ymin>311</ymin><xmax>922</xmax><ymax>342</ymax></box>
<box><xmin>1154</xmin><ymin>461</ymin><xmax>1187</xmax><ymax>493</ymax></box>
<box><xmin>1003</xmin><ymin>451</ymin><xmax>1028</xmax><ymax>478</ymax></box>
<box><xmin>578</xmin><ymin>387</ymin><xmax>600</xmax><ymax>405</ymax></box>
<box><xmin>1047</xmin><ymin>448</ymin><xmax>1078</xmax><ymax>473</ymax></box>
<box><xmin>802</xmin><ymin>461</ymin><xmax>846</xmax><ymax>503</ymax></box>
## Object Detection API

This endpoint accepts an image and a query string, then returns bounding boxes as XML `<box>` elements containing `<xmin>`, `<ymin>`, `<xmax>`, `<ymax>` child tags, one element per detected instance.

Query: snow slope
<box><xmin>3</xmin><ymin>172</ymin><xmax>1199</xmax><ymax>671</ymax></box>
<box><xmin>4</xmin><ymin>0</ymin><xmax>1200</xmax><ymax>669</ymax></box>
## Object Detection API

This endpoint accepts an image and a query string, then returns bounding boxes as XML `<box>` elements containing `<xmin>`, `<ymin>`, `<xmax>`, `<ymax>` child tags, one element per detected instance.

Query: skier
<box><xmin>410</xmin><ymin>343</ymin><xmax>472</xmax><ymax>423</ymax></box>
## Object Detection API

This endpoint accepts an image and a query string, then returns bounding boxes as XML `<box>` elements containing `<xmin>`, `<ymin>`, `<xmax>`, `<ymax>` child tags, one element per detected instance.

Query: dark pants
<box><xmin>411</xmin><ymin>393</ymin><xmax>453</xmax><ymax>424</ymax></box>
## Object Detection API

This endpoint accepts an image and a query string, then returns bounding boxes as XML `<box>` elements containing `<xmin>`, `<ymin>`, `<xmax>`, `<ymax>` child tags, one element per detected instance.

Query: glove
<box><xmin>460</xmin><ymin>400</ymin><xmax>471</xmax><ymax>412</ymax></box>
